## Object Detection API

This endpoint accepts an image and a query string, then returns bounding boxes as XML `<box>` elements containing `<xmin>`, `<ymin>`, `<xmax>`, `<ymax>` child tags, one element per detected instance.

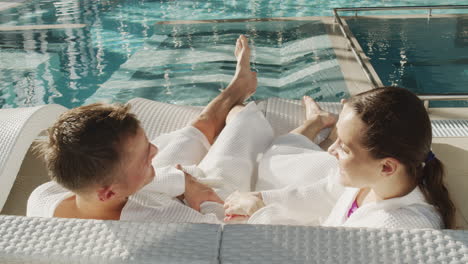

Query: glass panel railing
<box><xmin>334</xmin><ymin>5</ymin><xmax>468</xmax><ymax>108</ymax></box>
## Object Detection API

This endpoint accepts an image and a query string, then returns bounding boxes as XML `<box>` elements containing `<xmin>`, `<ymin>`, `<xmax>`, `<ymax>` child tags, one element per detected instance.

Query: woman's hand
<box><xmin>223</xmin><ymin>191</ymin><xmax>265</xmax><ymax>222</ymax></box>
<box><xmin>175</xmin><ymin>165</ymin><xmax>224</xmax><ymax>211</ymax></box>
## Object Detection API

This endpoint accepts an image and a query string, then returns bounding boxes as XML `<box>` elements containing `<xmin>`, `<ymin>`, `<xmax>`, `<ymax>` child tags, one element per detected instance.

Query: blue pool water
<box><xmin>0</xmin><ymin>0</ymin><xmax>466</xmax><ymax>108</ymax></box>
<box><xmin>347</xmin><ymin>16</ymin><xmax>468</xmax><ymax>108</ymax></box>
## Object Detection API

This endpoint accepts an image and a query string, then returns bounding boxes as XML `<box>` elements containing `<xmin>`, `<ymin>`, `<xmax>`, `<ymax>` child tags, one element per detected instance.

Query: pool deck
<box><xmin>0</xmin><ymin>0</ymin><xmax>27</xmax><ymax>12</ymax></box>
<box><xmin>0</xmin><ymin>24</ymin><xmax>87</xmax><ymax>31</ymax></box>
<box><xmin>323</xmin><ymin>17</ymin><xmax>375</xmax><ymax>95</ymax></box>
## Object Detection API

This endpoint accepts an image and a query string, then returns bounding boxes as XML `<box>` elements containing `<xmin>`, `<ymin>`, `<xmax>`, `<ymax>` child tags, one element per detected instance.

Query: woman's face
<box><xmin>328</xmin><ymin>104</ymin><xmax>382</xmax><ymax>188</ymax></box>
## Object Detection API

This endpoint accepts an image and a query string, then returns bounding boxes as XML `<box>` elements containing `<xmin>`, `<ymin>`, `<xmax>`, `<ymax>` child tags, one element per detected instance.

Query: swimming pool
<box><xmin>0</xmin><ymin>0</ymin><xmax>466</xmax><ymax>109</ymax></box>
<box><xmin>347</xmin><ymin>15</ymin><xmax>468</xmax><ymax>108</ymax></box>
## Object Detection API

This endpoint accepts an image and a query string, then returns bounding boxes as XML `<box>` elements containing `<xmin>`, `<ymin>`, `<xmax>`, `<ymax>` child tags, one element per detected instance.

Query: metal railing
<box><xmin>333</xmin><ymin>5</ymin><xmax>468</xmax><ymax>107</ymax></box>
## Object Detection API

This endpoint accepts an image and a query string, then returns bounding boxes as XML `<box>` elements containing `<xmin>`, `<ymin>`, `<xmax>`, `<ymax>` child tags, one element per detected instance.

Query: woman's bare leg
<box><xmin>319</xmin><ymin>99</ymin><xmax>348</xmax><ymax>149</ymax></box>
<box><xmin>290</xmin><ymin>96</ymin><xmax>337</xmax><ymax>145</ymax></box>
<box><xmin>319</xmin><ymin>125</ymin><xmax>338</xmax><ymax>150</ymax></box>
<box><xmin>192</xmin><ymin>35</ymin><xmax>257</xmax><ymax>144</ymax></box>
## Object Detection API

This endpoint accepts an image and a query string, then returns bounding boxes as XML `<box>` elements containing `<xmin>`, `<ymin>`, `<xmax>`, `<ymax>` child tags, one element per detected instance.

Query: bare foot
<box><xmin>303</xmin><ymin>96</ymin><xmax>337</xmax><ymax>128</ymax></box>
<box><xmin>225</xmin><ymin>35</ymin><xmax>257</xmax><ymax>103</ymax></box>
<box><xmin>234</xmin><ymin>35</ymin><xmax>251</xmax><ymax>76</ymax></box>
<box><xmin>191</xmin><ymin>35</ymin><xmax>257</xmax><ymax>144</ymax></box>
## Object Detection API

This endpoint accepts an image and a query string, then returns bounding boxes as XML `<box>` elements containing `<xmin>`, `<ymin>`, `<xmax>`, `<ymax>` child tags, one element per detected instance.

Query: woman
<box><xmin>225</xmin><ymin>87</ymin><xmax>455</xmax><ymax>229</ymax></box>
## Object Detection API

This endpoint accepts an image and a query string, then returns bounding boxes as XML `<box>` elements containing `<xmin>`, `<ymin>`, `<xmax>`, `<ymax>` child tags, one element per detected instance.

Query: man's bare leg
<box><xmin>192</xmin><ymin>35</ymin><xmax>257</xmax><ymax>144</ymax></box>
<box><xmin>290</xmin><ymin>96</ymin><xmax>337</xmax><ymax>148</ymax></box>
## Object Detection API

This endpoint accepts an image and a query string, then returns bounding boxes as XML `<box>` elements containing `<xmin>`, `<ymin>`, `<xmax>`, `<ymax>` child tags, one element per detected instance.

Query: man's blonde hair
<box><xmin>36</xmin><ymin>103</ymin><xmax>140</xmax><ymax>192</ymax></box>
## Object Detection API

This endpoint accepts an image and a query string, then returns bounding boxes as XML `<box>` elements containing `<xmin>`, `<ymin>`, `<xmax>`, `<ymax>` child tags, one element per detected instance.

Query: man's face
<box><xmin>117</xmin><ymin>126</ymin><xmax>158</xmax><ymax>197</ymax></box>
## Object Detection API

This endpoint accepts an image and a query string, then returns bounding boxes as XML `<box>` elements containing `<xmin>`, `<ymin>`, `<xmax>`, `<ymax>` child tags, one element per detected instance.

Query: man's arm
<box><xmin>175</xmin><ymin>164</ymin><xmax>224</xmax><ymax>212</ymax></box>
<box><xmin>142</xmin><ymin>164</ymin><xmax>223</xmax><ymax>212</ymax></box>
<box><xmin>141</xmin><ymin>166</ymin><xmax>186</xmax><ymax>197</ymax></box>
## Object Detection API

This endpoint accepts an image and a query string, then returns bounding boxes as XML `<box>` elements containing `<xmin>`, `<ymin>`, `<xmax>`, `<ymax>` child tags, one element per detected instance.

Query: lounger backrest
<box><xmin>0</xmin><ymin>105</ymin><xmax>66</xmax><ymax>212</ymax></box>
<box><xmin>128</xmin><ymin>98</ymin><xmax>203</xmax><ymax>140</ymax></box>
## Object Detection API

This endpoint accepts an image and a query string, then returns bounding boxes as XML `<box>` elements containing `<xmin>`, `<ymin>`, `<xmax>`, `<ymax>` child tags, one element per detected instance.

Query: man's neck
<box><xmin>74</xmin><ymin>194</ymin><xmax>127</xmax><ymax>220</ymax></box>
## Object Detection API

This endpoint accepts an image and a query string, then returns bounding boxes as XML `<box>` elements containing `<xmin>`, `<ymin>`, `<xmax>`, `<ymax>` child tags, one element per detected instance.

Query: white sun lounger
<box><xmin>0</xmin><ymin>98</ymin><xmax>466</xmax><ymax>263</ymax></box>
<box><xmin>0</xmin><ymin>104</ymin><xmax>67</xmax><ymax>212</ymax></box>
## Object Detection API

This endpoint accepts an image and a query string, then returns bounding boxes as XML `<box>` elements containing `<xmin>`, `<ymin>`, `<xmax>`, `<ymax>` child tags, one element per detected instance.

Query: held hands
<box><xmin>175</xmin><ymin>165</ymin><xmax>224</xmax><ymax>212</ymax></box>
<box><xmin>223</xmin><ymin>191</ymin><xmax>265</xmax><ymax>223</ymax></box>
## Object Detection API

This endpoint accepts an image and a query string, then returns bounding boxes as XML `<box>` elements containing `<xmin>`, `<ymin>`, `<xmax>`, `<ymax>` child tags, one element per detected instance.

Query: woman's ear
<box><xmin>380</xmin><ymin>158</ymin><xmax>399</xmax><ymax>177</ymax></box>
<box><xmin>340</xmin><ymin>98</ymin><xmax>348</xmax><ymax>105</ymax></box>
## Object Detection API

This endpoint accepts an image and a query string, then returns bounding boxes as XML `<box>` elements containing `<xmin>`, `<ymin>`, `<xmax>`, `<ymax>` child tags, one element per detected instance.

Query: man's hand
<box><xmin>223</xmin><ymin>191</ymin><xmax>265</xmax><ymax>222</ymax></box>
<box><xmin>175</xmin><ymin>164</ymin><xmax>224</xmax><ymax>212</ymax></box>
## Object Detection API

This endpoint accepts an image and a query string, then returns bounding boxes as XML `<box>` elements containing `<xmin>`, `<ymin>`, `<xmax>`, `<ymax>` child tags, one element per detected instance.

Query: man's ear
<box><xmin>380</xmin><ymin>158</ymin><xmax>399</xmax><ymax>177</ymax></box>
<box><xmin>97</xmin><ymin>186</ymin><xmax>116</xmax><ymax>202</ymax></box>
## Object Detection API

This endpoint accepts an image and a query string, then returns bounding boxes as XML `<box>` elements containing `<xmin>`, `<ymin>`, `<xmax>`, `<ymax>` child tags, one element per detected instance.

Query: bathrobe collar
<box><xmin>324</xmin><ymin>186</ymin><xmax>432</xmax><ymax>226</ymax></box>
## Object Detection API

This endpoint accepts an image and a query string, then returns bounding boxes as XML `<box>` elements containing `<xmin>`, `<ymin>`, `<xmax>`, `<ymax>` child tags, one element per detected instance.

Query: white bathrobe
<box><xmin>253</xmin><ymin>177</ymin><xmax>442</xmax><ymax>228</ymax></box>
<box><xmin>250</xmin><ymin>135</ymin><xmax>442</xmax><ymax>229</ymax></box>
<box><xmin>27</xmin><ymin>102</ymin><xmax>274</xmax><ymax>224</ymax></box>
<box><xmin>28</xmin><ymin>102</ymin><xmax>442</xmax><ymax>229</ymax></box>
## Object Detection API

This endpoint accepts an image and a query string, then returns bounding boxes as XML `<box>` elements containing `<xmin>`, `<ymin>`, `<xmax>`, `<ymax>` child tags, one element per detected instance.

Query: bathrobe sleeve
<box><xmin>258</xmin><ymin>172</ymin><xmax>345</xmax><ymax>222</ymax></box>
<box><xmin>141</xmin><ymin>125</ymin><xmax>212</xmax><ymax>198</ymax></box>
<box><xmin>140</xmin><ymin>166</ymin><xmax>186</xmax><ymax>197</ymax></box>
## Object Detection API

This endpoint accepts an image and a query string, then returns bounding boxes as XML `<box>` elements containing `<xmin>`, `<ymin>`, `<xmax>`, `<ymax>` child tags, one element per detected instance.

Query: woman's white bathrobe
<box><xmin>249</xmin><ymin>133</ymin><xmax>442</xmax><ymax>229</ymax></box>
<box><xmin>253</xmin><ymin>175</ymin><xmax>442</xmax><ymax>228</ymax></box>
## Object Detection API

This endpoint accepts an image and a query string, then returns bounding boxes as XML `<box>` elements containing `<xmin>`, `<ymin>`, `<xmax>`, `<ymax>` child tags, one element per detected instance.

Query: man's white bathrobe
<box><xmin>27</xmin><ymin>102</ymin><xmax>274</xmax><ymax>223</ymax></box>
<box><xmin>27</xmin><ymin>102</ymin><xmax>442</xmax><ymax>228</ymax></box>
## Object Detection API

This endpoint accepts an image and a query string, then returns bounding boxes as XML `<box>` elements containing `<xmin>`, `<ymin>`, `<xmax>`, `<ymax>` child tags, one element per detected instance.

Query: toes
<box><xmin>237</xmin><ymin>37</ymin><xmax>242</xmax><ymax>49</ymax></box>
<box><xmin>239</xmin><ymin>35</ymin><xmax>248</xmax><ymax>48</ymax></box>
<box><xmin>308</xmin><ymin>97</ymin><xmax>321</xmax><ymax>110</ymax></box>
<box><xmin>235</xmin><ymin>39</ymin><xmax>241</xmax><ymax>55</ymax></box>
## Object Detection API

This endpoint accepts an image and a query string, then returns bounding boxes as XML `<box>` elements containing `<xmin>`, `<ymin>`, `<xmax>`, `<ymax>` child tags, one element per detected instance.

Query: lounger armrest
<box><xmin>0</xmin><ymin>104</ymin><xmax>67</xmax><ymax>211</ymax></box>
<box><xmin>0</xmin><ymin>215</ymin><xmax>222</xmax><ymax>264</ymax></box>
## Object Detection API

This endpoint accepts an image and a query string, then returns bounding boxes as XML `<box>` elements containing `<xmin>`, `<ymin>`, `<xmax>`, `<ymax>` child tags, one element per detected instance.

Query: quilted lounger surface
<box><xmin>0</xmin><ymin>215</ymin><xmax>221</xmax><ymax>264</ymax></box>
<box><xmin>221</xmin><ymin>224</ymin><xmax>468</xmax><ymax>264</ymax></box>
<box><xmin>0</xmin><ymin>98</ymin><xmax>467</xmax><ymax>263</ymax></box>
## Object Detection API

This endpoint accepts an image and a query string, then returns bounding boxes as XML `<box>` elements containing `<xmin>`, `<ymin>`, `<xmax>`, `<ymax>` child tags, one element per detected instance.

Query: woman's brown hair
<box><xmin>348</xmin><ymin>87</ymin><xmax>455</xmax><ymax>228</ymax></box>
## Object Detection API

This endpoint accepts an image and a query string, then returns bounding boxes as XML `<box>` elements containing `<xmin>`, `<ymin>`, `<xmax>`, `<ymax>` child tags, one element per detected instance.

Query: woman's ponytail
<box><xmin>418</xmin><ymin>157</ymin><xmax>455</xmax><ymax>229</ymax></box>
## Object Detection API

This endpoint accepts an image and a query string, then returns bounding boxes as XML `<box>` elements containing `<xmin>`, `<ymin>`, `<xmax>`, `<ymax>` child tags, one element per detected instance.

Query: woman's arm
<box><xmin>225</xmin><ymin>173</ymin><xmax>344</xmax><ymax>222</ymax></box>
<box><xmin>261</xmin><ymin>175</ymin><xmax>343</xmax><ymax>220</ymax></box>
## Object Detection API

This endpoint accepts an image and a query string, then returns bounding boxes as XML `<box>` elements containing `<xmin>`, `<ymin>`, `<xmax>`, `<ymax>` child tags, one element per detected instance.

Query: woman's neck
<box><xmin>361</xmin><ymin>173</ymin><xmax>417</xmax><ymax>204</ymax></box>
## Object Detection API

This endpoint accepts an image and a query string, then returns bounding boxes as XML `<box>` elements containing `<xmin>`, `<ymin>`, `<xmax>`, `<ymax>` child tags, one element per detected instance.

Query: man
<box><xmin>27</xmin><ymin>35</ymin><xmax>274</xmax><ymax>223</ymax></box>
